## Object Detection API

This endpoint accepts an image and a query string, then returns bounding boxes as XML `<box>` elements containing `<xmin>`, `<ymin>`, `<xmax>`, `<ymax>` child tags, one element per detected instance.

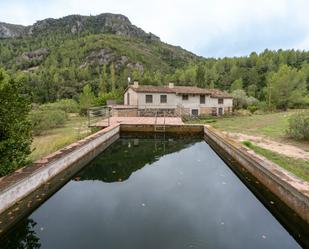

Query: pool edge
<box><xmin>204</xmin><ymin>124</ymin><xmax>309</xmax><ymax>224</ymax></box>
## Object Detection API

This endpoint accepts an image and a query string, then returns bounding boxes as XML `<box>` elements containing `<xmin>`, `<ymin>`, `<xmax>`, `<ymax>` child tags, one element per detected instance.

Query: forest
<box><xmin>0</xmin><ymin>31</ymin><xmax>309</xmax><ymax>111</ymax></box>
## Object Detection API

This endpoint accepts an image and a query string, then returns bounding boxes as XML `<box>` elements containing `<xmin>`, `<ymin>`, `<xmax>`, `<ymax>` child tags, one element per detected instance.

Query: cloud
<box><xmin>0</xmin><ymin>0</ymin><xmax>309</xmax><ymax>57</ymax></box>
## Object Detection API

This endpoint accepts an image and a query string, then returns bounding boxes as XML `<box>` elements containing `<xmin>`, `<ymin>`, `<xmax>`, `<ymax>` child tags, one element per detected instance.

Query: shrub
<box><xmin>0</xmin><ymin>68</ymin><xmax>32</xmax><ymax>177</ymax></box>
<box><xmin>231</xmin><ymin>90</ymin><xmax>248</xmax><ymax>109</ymax></box>
<box><xmin>247</xmin><ymin>105</ymin><xmax>258</xmax><ymax>114</ymax></box>
<box><xmin>242</xmin><ymin>140</ymin><xmax>253</xmax><ymax>148</ymax></box>
<box><xmin>30</xmin><ymin>109</ymin><xmax>67</xmax><ymax>135</ymax></box>
<box><xmin>39</xmin><ymin>99</ymin><xmax>80</xmax><ymax>113</ymax></box>
<box><xmin>96</xmin><ymin>91</ymin><xmax>123</xmax><ymax>106</ymax></box>
<box><xmin>231</xmin><ymin>89</ymin><xmax>259</xmax><ymax>110</ymax></box>
<box><xmin>247</xmin><ymin>96</ymin><xmax>259</xmax><ymax>106</ymax></box>
<box><xmin>287</xmin><ymin>111</ymin><xmax>309</xmax><ymax>140</ymax></box>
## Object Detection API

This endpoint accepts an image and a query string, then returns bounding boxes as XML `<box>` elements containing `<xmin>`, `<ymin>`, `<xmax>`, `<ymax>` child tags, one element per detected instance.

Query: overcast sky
<box><xmin>1</xmin><ymin>0</ymin><xmax>308</xmax><ymax>57</ymax></box>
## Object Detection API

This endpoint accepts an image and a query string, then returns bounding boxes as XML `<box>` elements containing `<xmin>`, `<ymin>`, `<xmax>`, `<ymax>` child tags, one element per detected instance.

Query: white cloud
<box><xmin>1</xmin><ymin>0</ymin><xmax>309</xmax><ymax>57</ymax></box>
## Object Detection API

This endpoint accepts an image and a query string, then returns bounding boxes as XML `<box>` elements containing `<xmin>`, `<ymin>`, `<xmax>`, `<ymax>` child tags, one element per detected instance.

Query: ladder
<box><xmin>154</xmin><ymin>111</ymin><xmax>166</xmax><ymax>132</ymax></box>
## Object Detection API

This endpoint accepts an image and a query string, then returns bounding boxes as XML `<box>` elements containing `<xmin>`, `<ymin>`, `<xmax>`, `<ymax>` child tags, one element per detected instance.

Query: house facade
<box><xmin>121</xmin><ymin>81</ymin><xmax>233</xmax><ymax>116</ymax></box>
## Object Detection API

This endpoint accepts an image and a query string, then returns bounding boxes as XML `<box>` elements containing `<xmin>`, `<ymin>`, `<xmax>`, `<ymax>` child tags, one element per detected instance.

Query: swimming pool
<box><xmin>0</xmin><ymin>135</ymin><xmax>304</xmax><ymax>248</ymax></box>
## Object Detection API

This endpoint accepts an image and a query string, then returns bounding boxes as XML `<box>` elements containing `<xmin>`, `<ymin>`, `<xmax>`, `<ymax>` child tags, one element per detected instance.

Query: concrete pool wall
<box><xmin>0</xmin><ymin>123</ymin><xmax>308</xmax><ymax>235</ymax></box>
<box><xmin>204</xmin><ymin>125</ymin><xmax>309</xmax><ymax>224</ymax></box>
<box><xmin>0</xmin><ymin>124</ymin><xmax>120</xmax><ymax>215</ymax></box>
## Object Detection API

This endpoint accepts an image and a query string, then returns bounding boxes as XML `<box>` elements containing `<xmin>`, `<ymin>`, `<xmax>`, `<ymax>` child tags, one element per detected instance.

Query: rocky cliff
<box><xmin>0</xmin><ymin>13</ymin><xmax>160</xmax><ymax>41</ymax></box>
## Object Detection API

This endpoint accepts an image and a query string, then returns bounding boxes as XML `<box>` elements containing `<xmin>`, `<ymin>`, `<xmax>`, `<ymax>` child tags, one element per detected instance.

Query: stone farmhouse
<box><xmin>113</xmin><ymin>81</ymin><xmax>233</xmax><ymax>117</ymax></box>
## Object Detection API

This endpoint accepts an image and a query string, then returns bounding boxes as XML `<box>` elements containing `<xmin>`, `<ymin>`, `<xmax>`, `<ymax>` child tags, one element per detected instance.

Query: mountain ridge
<box><xmin>0</xmin><ymin>13</ymin><xmax>200</xmax><ymax>103</ymax></box>
<box><xmin>0</xmin><ymin>13</ymin><xmax>160</xmax><ymax>41</ymax></box>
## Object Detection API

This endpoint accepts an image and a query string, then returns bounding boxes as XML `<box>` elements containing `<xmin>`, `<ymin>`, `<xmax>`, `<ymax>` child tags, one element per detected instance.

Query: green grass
<box><xmin>187</xmin><ymin>110</ymin><xmax>309</xmax><ymax>150</ymax></box>
<box><xmin>242</xmin><ymin>141</ymin><xmax>309</xmax><ymax>182</ymax></box>
<box><xmin>29</xmin><ymin>115</ymin><xmax>92</xmax><ymax>162</ymax></box>
<box><xmin>211</xmin><ymin>112</ymin><xmax>292</xmax><ymax>139</ymax></box>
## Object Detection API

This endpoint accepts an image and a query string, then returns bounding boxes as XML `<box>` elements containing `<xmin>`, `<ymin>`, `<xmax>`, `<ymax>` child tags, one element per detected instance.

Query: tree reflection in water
<box><xmin>0</xmin><ymin>218</ymin><xmax>41</xmax><ymax>249</ymax></box>
<box><xmin>77</xmin><ymin>136</ymin><xmax>200</xmax><ymax>183</ymax></box>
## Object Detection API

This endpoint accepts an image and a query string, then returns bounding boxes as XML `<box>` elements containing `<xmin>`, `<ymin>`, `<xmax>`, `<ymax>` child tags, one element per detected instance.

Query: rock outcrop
<box><xmin>0</xmin><ymin>22</ymin><xmax>26</xmax><ymax>38</ymax></box>
<box><xmin>0</xmin><ymin>13</ymin><xmax>160</xmax><ymax>41</ymax></box>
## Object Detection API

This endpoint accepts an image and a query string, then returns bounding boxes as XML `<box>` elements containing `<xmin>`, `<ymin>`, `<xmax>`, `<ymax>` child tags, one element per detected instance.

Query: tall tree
<box><xmin>99</xmin><ymin>64</ymin><xmax>108</xmax><ymax>94</ymax></box>
<box><xmin>79</xmin><ymin>84</ymin><xmax>96</xmax><ymax>115</ymax></box>
<box><xmin>0</xmin><ymin>68</ymin><xmax>32</xmax><ymax>176</ymax></box>
<box><xmin>196</xmin><ymin>64</ymin><xmax>206</xmax><ymax>87</ymax></box>
<box><xmin>230</xmin><ymin>79</ymin><xmax>243</xmax><ymax>92</ymax></box>
<box><xmin>110</xmin><ymin>63</ymin><xmax>116</xmax><ymax>93</ymax></box>
<box><xmin>266</xmin><ymin>65</ymin><xmax>307</xmax><ymax>110</ymax></box>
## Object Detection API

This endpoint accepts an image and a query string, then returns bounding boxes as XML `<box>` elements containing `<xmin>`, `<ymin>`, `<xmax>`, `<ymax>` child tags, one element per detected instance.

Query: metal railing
<box><xmin>154</xmin><ymin>110</ymin><xmax>166</xmax><ymax>132</ymax></box>
<box><xmin>87</xmin><ymin>106</ymin><xmax>111</xmax><ymax>127</ymax></box>
<box><xmin>175</xmin><ymin>104</ymin><xmax>191</xmax><ymax>121</ymax></box>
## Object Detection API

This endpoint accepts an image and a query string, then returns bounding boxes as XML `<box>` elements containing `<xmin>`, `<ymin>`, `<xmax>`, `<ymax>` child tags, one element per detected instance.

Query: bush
<box><xmin>287</xmin><ymin>111</ymin><xmax>309</xmax><ymax>140</ymax></box>
<box><xmin>96</xmin><ymin>91</ymin><xmax>123</xmax><ymax>106</ymax></box>
<box><xmin>39</xmin><ymin>99</ymin><xmax>80</xmax><ymax>113</ymax></box>
<box><xmin>242</xmin><ymin>140</ymin><xmax>253</xmax><ymax>148</ymax></box>
<box><xmin>30</xmin><ymin>109</ymin><xmax>67</xmax><ymax>135</ymax></box>
<box><xmin>247</xmin><ymin>105</ymin><xmax>258</xmax><ymax>114</ymax></box>
<box><xmin>231</xmin><ymin>89</ymin><xmax>259</xmax><ymax>110</ymax></box>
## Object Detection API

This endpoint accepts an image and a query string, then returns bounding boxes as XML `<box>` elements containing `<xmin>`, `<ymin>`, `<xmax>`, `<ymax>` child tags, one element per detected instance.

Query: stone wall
<box><xmin>200</xmin><ymin>107</ymin><xmax>212</xmax><ymax>115</ymax></box>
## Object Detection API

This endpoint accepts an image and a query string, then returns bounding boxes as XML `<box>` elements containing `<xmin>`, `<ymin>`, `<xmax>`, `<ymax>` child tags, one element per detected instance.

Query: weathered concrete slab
<box><xmin>95</xmin><ymin>116</ymin><xmax>184</xmax><ymax>127</ymax></box>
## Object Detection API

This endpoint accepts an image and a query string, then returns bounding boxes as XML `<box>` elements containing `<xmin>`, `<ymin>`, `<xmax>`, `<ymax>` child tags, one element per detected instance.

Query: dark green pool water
<box><xmin>0</xmin><ymin>136</ymin><xmax>302</xmax><ymax>248</ymax></box>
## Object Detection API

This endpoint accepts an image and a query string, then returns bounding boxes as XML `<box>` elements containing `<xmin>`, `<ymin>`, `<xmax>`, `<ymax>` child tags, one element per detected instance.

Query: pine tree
<box><xmin>110</xmin><ymin>63</ymin><xmax>116</xmax><ymax>93</ymax></box>
<box><xmin>99</xmin><ymin>64</ymin><xmax>107</xmax><ymax>94</ymax></box>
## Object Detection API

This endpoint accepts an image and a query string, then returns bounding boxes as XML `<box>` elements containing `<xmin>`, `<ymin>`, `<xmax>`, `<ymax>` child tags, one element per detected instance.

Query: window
<box><xmin>160</xmin><ymin>95</ymin><xmax>167</xmax><ymax>103</ymax></box>
<box><xmin>145</xmin><ymin>95</ymin><xmax>153</xmax><ymax>103</ymax></box>
<box><xmin>127</xmin><ymin>92</ymin><xmax>130</xmax><ymax>105</ymax></box>
<box><xmin>191</xmin><ymin>109</ymin><xmax>199</xmax><ymax>116</ymax></box>
<box><xmin>182</xmin><ymin>94</ymin><xmax>189</xmax><ymax>100</ymax></box>
<box><xmin>218</xmin><ymin>98</ymin><xmax>224</xmax><ymax>104</ymax></box>
<box><xmin>200</xmin><ymin>95</ymin><xmax>205</xmax><ymax>104</ymax></box>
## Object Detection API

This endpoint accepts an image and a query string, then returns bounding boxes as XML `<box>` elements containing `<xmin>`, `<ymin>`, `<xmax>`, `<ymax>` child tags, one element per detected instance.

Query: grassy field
<box><xmin>29</xmin><ymin>115</ymin><xmax>92</xmax><ymax>162</ymax></box>
<box><xmin>188</xmin><ymin>111</ymin><xmax>294</xmax><ymax>139</ymax></box>
<box><xmin>242</xmin><ymin>141</ymin><xmax>309</xmax><ymax>182</ymax></box>
<box><xmin>212</xmin><ymin>111</ymin><xmax>293</xmax><ymax>140</ymax></box>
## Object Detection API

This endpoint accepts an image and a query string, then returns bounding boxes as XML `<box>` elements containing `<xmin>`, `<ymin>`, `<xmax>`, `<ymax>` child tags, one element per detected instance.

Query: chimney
<box><xmin>133</xmin><ymin>81</ymin><xmax>139</xmax><ymax>88</ymax></box>
<box><xmin>168</xmin><ymin>82</ymin><xmax>174</xmax><ymax>88</ymax></box>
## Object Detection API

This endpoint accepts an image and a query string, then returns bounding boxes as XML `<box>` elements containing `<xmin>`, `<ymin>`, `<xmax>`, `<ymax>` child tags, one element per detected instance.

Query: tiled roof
<box><xmin>127</xmin><ymin>85</ymin><xmax>232</xmax><ymax>98</ymax></box>
<box><xmin>129</xmin><ymin>85</ymin><xmax>175</xmax><ymax>93</ymax></box>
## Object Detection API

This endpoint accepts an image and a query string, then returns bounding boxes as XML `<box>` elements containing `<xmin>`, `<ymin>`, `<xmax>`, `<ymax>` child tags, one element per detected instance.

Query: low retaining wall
<box><xmin>204</xmin><ymin>125</ymin><xmax>309</xmax><ymax>223</ymax></box>
<box><xmin>0</xmin><ymin>124</ymin><xmax>120</xmax><ymax>215</ymax></box>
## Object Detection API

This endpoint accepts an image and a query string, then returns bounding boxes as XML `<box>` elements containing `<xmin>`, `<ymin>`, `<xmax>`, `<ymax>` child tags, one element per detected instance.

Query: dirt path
<box><xmin>223</xmin><ymin>132</ymin><xmax>309</xmax><ymax>161</ymax></box>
